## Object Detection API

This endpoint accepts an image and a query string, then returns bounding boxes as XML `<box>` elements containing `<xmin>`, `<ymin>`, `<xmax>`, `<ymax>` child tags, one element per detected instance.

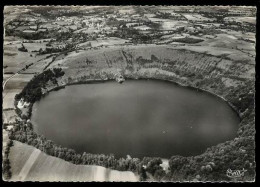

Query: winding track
<box><xmin>2</xmin><ymin>72</ymin><xmax>20</xmax><ymax>123</ymax></box>
<box><xmin>2</xmin><ymin>53</ymin><xmax>50</xmax><ymax>120</ymax></box>
<box><xmin>3</xmin><ymin>72</ymin><xmax>20</xmax><ymax>93</ymax></box>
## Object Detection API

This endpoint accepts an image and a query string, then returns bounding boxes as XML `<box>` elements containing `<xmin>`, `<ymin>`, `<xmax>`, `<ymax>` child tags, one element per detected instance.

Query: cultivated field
<box><xmin>9</xmin><ymin>141</ymin><xmax>139</xmax><ymax>182</ymax></box>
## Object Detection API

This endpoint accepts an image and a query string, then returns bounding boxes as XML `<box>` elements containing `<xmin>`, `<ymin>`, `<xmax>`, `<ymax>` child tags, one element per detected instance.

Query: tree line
<box><xmin>15</xmin><ymin>68</ymin><xmax>65</xmax><ymax>104</ymax></box>
<box><xmin>10</xmin><ymin>58</ymin><xmax>255</xmax><ymax>181</ymax></box>
<box><xmin>9</xmin><ymin>119</ymin><xmax>166</xmax><ymax>181</ymax></box>
<box><xmin>2</xmin><ymin>140</ymin><xmax>14</xmax><ymax>180</ymax></box>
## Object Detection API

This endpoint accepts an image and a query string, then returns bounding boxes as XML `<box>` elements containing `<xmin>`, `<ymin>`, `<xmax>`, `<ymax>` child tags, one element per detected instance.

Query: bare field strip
<box><xmin>9</xmin><ymin>141</ymin><xmax>35</xmax><ymax>180</ymax></box>
<box><xmin>9</xmin><ymin>141</ymin><xmax>139</xmax><ymax>182</ymax></box>
<box><xmin>16</xmin><ymin>149</ymin><xmax>41</xmax><ymax>181</ymax></box>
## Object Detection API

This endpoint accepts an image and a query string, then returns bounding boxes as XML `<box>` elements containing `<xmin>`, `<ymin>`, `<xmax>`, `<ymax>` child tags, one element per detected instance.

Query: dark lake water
<box><xmin>31</xmin><ymin>80</ymin><xmax>239</xmax><ymax>158</ymax></box>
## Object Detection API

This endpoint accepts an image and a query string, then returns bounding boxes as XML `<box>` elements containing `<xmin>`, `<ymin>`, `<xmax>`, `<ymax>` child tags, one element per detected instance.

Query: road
<box><xmin>2</xmin><ymin>72</ymin><xmax>19</xmax><ymax>93</ymax></box>
<box><xmin>2</xmin><ymin>54</ymin><xmax>49</xmax><ymax>112</ymax></box>
<box><xmin>2</xmin><ymin>53</ymin><xmax>50</xmax><ymax>92</ymax></box>
<box><xmin>2</xmin><ymin>72</ymin><xmax>20</xmax><ymax>124</ymax></box>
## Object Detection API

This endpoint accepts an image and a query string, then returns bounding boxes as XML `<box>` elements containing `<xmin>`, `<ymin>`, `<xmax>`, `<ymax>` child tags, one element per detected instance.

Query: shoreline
<box><xmin>10</xmin><ymin>68</ymin><xmax>253</xmax><ymax>181</ymax></box>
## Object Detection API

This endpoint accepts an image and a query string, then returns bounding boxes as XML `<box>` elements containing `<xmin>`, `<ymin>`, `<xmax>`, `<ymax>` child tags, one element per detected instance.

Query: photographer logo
<box><xmin>226</xmin><ymin>168</ymin><xmax>247</xmax><ymax>178</ymax></box>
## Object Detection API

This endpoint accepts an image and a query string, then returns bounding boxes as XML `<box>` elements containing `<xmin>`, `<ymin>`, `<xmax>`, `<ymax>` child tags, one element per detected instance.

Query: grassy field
<box><xmin>3</xmin><ymin>37</ymin><xmax>50</xmax><ymax>74</ymax></box>
<box><xmin>78</xmin><ymin>37</ymin><xmax>128</xmax><ymax>48</ymax></box>
<box><xmin>9</xmin><ymin>141</ymin><xmax>139</xmax><ymax>182</ymax></box>
<box><xmin>46</xmin><ymin>45</ymin><xmax>253</xmax><ymax>82</ymax></box>
<box><xmin>2</xmin><ymin>110</ymin><xmax>17</xmax><ymax>124</ymax></box>
<box><xmin>3</xmin><ymin>74</ymin><xmax>13</xmax><ymax>82</ymax></box>
<box><xmin>224</xmin><ymin>16</ymin><xmax>256</xmax><ymax>24</ymax></box>
<box><xmin>3</xmin><ymin>89</ymin><xmax>21</xmax><ymax>109</ymax></box>
<box><xmin>3</xmin><ymin>74</ymin><xmax>34</xmax><ymax>109</ymax></box>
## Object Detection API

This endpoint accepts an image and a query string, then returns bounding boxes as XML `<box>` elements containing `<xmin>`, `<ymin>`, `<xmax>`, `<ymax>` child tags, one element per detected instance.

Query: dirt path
<box><xmin>17</xmin><ymin>149</ymin><xmax>41</xmax><ymax>181</ymax></box>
